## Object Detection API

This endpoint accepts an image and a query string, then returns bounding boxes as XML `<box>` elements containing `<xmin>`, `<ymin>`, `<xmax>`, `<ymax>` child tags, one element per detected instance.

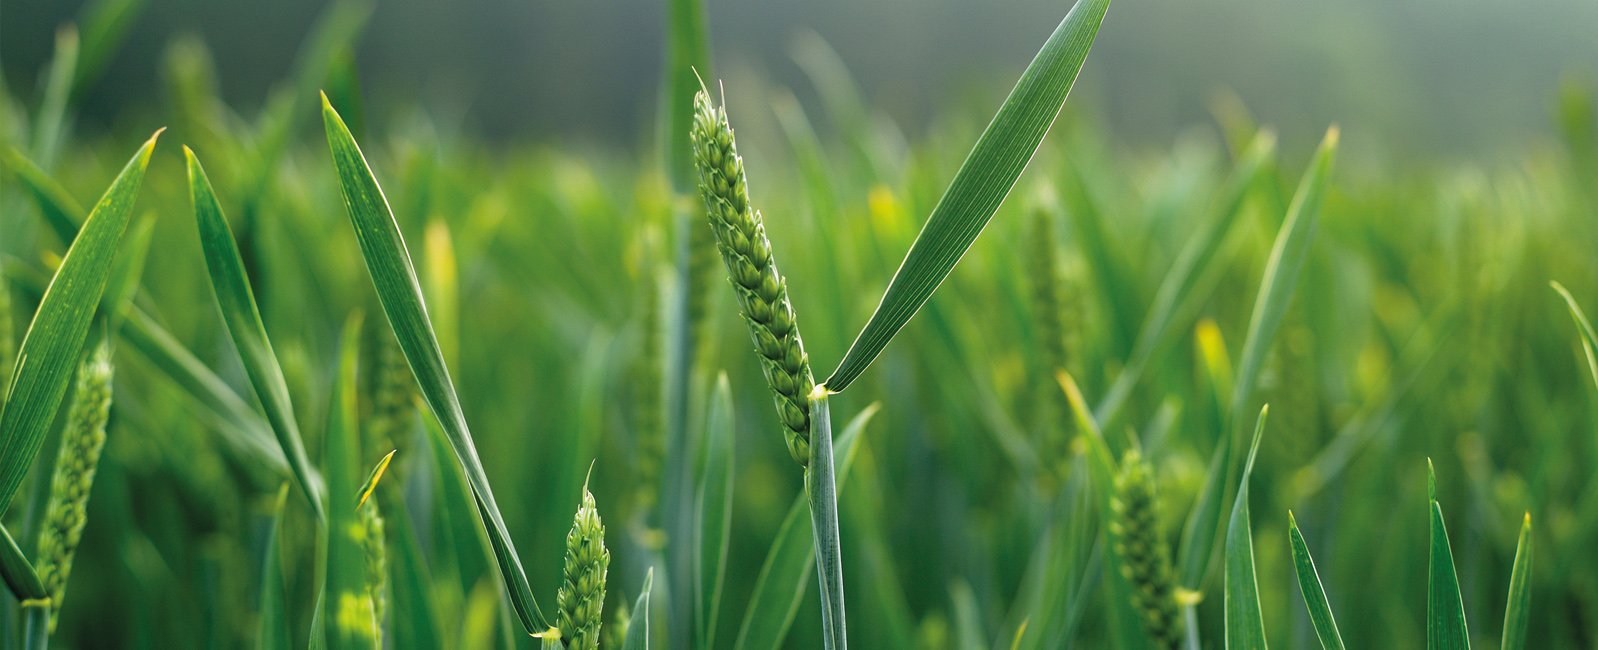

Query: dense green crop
<box><xmin>0</xmin><ymin>0</ymin><xmax>1595</xmax><ymax>648</ymax></box>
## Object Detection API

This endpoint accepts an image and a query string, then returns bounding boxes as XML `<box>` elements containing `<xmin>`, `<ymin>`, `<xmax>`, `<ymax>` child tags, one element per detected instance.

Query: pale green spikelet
<box><xmin>557</xmin><ymin>486</ymin><xmax>610</xmax><ymax>650</ymax></box>
<box><xmin>690</xmin><ymin>88</ymin><xmax>817</xmax><ymax>467</ymax></box>
<box><xmin>360</xmin><ymin>500</ymin><xmax>389</xmax><ymax>630</ymax></box>
<box><xmin>631</xmin><ymin>277</ymin><xmax>665</xmax><ymax>519</ymax></box>
<box><xmin>1109</xmin><ymin>449</ymin><xmax>1182</xmax><ymax>649</ymax></box>
<box><xmin>1028</xmin><ymin>209</ymin><xmax>1068</xmax><ymax>378</ymax></box>
<box><xmin>368</xmin><ymin>333</ymin><xmax>418</xmax><ymax>467</ymax></box>
<box><xmin>686</xmin><ymin>194</ymin><xmax>721</xmax><ymax>366</ymax></box>
<box><xmin>35</xmin><ymin>339</ymin><xmax>114</xmax><ymax>631</ymax></box>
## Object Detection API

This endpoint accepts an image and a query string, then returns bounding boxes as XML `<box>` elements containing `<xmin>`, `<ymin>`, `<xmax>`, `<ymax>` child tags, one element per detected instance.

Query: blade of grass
<box><xmin>30</xmin><ymin>27</ymin><xmax>77</xmax><ymax>170</ymax></box>
<box><xmin>1230</xmin><ymin>127</ymin><xmax>1337</xmax><ymax>422</ymax></box>
<box><xmin>1427</xmin><ymin>461</ymin><xmax>1469</xmax><ymax>650</ymax></box>
<box><xmin>696</xmin><ymin>374</ymin><xmax>734</xmax><ymax>649</ymax></box>
<box><xmin>1094</xmin><ymin>131</ymin><xmax>1275</xmax><ymax>424</ymax></box>
<box><xmin>1178</xmin><ymin>128</ymin><xmax>1338</xmax><ymax>597</ymax></box>
<box><xmin>622</xmin><ymin>568</ymin><xmax>654</xmax><ymax>650</ymax></box>
<box><xmin>257</xmin><ymin>485</ymin><xmax>292</xmax><ymax>650</ymax></box>
<box><xmin>324</xmin><ymin>315</ymin><xmax>379</xmax><ymax>649</ymax></box>
<box><xmin>734</xmin><ymin>404</ymin><xmax>878</xmax><ymax>650</ymax></box>
<box><xmin>388</xmin><ymin>498</ymin><xmax>443</xmax><ymax>650</ymax></box>
<box><xmin>1287</xmin><ymin>512</ymin><xmax>1344</xmax><ymax>650</ymax></box>
<box><xmin>122</xmin><ymin>306</ymin><xmax>287</xmax><ymax>473</ymax></box>
<box><xmin>1550</xmin><ymin>281</ymin><xmax>1598</xmax><ymax>390</ymax></box>
<box><xmin>73</xmin><ymin>0</ymin><xmax>149</xmax><ymax>95</ymax></box>
<box><xmin>322</xmin><ymin>95</ymin><xmax>546</xmax><ymax>633</ymax></box>
<box><xmin>1</xmin><ymin>146</ymin><xmax>84</xmax><ymax>246</ymax></box>
<box><xmin>1501</xmin><ymin>514</ymin><xmax>1531</xmax><ymax>650</ymax></box>
<box><xmin>186</xmin><ymin>147</ymin><xmax>325</xmax><ymax>520</ymax></box>
<box><xmin>1224</xmin><ymin>406</ymin><xmax>1268</xmax><ymax>650</ymax></box>
<box><xmin>822</xmin><ymin>0</ymin><xmax>1112</xmax><ymax>393</ymax></box>
<box><xmin>807</xmin><ymin>393</ymin><xmax>847</xmax><ymax>649</ymax></box>
<box><xmin>0</xmin><ymin>130</ymin><xmax>158</xmax><ymax>517</ymax></box>
<box><xmin>0</xmin><ymin>523</ymin><xmax>46</xmax><ymax>601</ymax></box>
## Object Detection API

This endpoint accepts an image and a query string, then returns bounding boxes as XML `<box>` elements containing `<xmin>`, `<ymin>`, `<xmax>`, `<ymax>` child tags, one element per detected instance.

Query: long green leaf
<box><xmin>734</xmin><ymin>404</ymin><xmax>877</xmax><ymax>650</ymax></box>
<box><xmin>1501</xmin><ymin>514</ymin><xmax>1532</xmax><ymax>650</ymax></box>
<box><xmin>0</xmin><ymin>130</ymin><xmax>158</xmax><ymax>517</ymax></box>
<box><xmin>257</xmin><ymin>485</ymin><xmax>292</xmax><ymax>650</ymax></box>
<box><xmin>696</xmin><ymin>374</ymin><xmax>734</xmax><ymax>649</ymax></box>
<box><xmin>1427</xmin><ymin>461</ymin><xmax>1469</xmax><ymax>650</ymax></box>
<box><xmin>807</xmin><ymin>394</ymin><xmax>847</xmax><ymax>649</ymax></box>
<box><xmin>0</xmin><ymin>523</ymin><xmax>45</xmax><ymax>601</ymax></box>
<box><xmin>1</xmin><ymin>146</ymin><xmax>83</xmax><ymax>245</ymax></box>
<box><xmin>822</xmin><ymin>0</ymin><xmax>1110</xmax><ymax>393</ymax></box>
<box><xmin>622</xmin><ymin>569</ymin><xmax>654</xmax><ymax>650</ymax></box>
<box><xmin>1550</xmin><ymin>281</ymin><xmax>1598</xmax><ymax>390</ymax></box>
<box><xmin>186</xmin><ymin>147</ymin><xmax>325</xmax><ymax>520</ymax></box>
<box><xmin>321</xmin><ymin>95</ymin><xmax>546</xmax><ymax>633</ymax></box>
<box><xmin>1224</xmin><ymin>406</ymin><xmax>1268</xmax><ymax>650</ymax></box>
<box><xmin>388</xmin><ymin>499</ymin><xmax>443</xmax><ymax>650</ymax></box>
<box><xmin>324</xmin><ymin>316</ymin><xmax>379</xmax><ymax>649</ymax></box>
<box><xmin>121</xmin><ymin>306</ymin><xmax>287</xmax><ymax>472</ymax></box>
<box><xmin>1229</xmin><ymin>127</ymin><xmax>1338</xmax><ymax>421</ymax></box>
<box><xmin>1094</xmin><ymin>131</ymin><xmax>1276</xmax><ymax>424</ymax></box>
<box><xmin>1287</xmin><ymin>512</ymin><xmax>1344</xmax><ymax>650</ymax></box>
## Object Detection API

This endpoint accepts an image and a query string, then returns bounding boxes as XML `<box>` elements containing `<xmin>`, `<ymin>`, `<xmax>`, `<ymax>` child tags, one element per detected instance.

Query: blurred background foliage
<box><xmin>0</xmin><ymin>0</ymin><xmax>1596</xmax><ymax>648</ymax></box>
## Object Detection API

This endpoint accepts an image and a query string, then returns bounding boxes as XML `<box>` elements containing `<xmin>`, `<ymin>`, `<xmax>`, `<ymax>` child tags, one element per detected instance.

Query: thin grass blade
<box><xmin>186</xmin><ymin>147</ymin><xmax>325</xmax><ymax>520</ymax></box>
<box><xmin>1</xmin><ymin>147</ymin><xmax>84</xmax><ymax>245</ymax></box>
<box><xmin>322</xmin><ymin>96</ymin><xmax>545</xmax><ymax>633</ymax></box>
<box><xmin>1550</xmin><ymin>282</ymin><xmax>1598</xmax><ymax>389</ymax></box>
<box><xmin>734</xmin><ymin>404</ymin><xmax>878</xmax><ymax>650</ymax></box>
<box><xmin>696</xmin><ymin>374</ymin><xmax>735</xmax><ymax>648</ymax></box>
<box><xmin>822</xmin><ymin>0</ymin><xmax>1112</xmax><ymax>393</ymax></box>
<box><xmin>1224</xmin><ymin>406</ymin><xmax>1269</xmax><ymax>650</ymax></box>
<box><xmin>1501</xmin><ymin>514</ymin><xmax>1531</xmax><ymax>650</ymax></box>
<box><xmin>0</xmin><ymin>130</ymin><xmax>158</xmax><ymax>517</ymax></box>
<box><xmin>324</xmin><ymin>316</ymin><xmax>380</xmax><ymax>649</ymax></box>
<box><xmin>622</xmin><ymin>568</ymin><xmax>655</xmax><ymax>650</ymax></box>
<box><xmin>1287</xmin><ymin>512</ymin><xmax>1344</xmax><ymax>650</ymax></box>
<box><xmin>257</xmin><ymin>485</ymin><xmax>292</xmax><ymax>650</ymax></box>
<box><xmin>1229</xmin><ymin>127</ymin><xmax>1337</xmax><ymax>420</ymax></box>
<box><xmin>387</xmin><ymin>500</ymin><xmax>442</xmax><ymax>649</ymax></box>
<box><xmin>1427</xmin><ymin>461</ymin><xmax>1469</xmax><ymax>650</ymax></box>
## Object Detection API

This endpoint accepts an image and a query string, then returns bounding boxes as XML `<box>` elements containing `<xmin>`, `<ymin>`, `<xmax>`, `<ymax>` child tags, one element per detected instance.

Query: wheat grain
<box><xmin>1110</xmin><ymin>449</ymin><xmax>1182</xmax><ymax>649</ymax></box>
<box><xmin>34</xmin><ymin>339</ymin><xmax>114</xmax><ymax>631</ymax></box>
<box><xmin>690</xmin><ymin>89</ymin><xmax>817</xmax><ymax>467</ymax></box>
<box><xmin>557</xmin><ymin>485</ymin><xmax>610</xmax><ymax>649</ymax></box>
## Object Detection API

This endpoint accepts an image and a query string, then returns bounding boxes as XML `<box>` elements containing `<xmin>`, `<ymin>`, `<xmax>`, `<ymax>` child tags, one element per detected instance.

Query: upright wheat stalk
<box><xmin>35</xmin><ymin>339</ymin><xmax>114</xmax><ymax>630</ymax></box>
<box><xmin>690</xmin><ymin>88</ymin><xmax>817</xmax><ymax>467</ymax></box>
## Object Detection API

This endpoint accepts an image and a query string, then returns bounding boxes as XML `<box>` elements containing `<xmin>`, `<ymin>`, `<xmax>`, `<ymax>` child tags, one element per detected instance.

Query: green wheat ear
<box><xmin>557</xmin><ymin>482</ymin><xmax>610</xmax><ymax>650</ymax></box>
<box><xmin>360</xmin><ymin>499</ymin><xmax>388</xmax><ymax>630</ymax></box>
<box><xmin>35</xmin><ymin>339</ymin><xmax>114</xmax><ymax>631</ymax></box>
<box><xmin>1110</xmin><ymin>449</ymin><xmax>1183</xmax><ymax>649</ymax></box>
<box><xmin>690</xmin><ymin>87</ymin><xmax>817</xmax><ymax>467</ymax></box>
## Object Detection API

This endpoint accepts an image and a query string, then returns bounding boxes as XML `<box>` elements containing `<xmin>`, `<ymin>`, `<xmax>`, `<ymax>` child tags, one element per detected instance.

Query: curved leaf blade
<box><xmin>822</xmin><ymin>0</ymin><xmax>1112</xmax><ymax>393</ymax></box>
<box><xmin>186</xmin><ymin>147</ymin><xmax>325</xmax><ymax>520</ymax></box>
<box><xmin>1287</xmin><ymin>512</ymin><xmax>1344</xmax><ymax>650</ymax></box>
<box><xmin>321</xmin><ymin>95</ymin><xmax>546</xmax><ymax>633</ymax></box>
<box><xmin>0</xmin><ymin>522</ymin><xmax>45</xmax><ymax>601</ymax></box>
<box><xmin>0</xmin><ymin>129</ymin><xmax>158</xmax><ymax>516</ymax></box>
